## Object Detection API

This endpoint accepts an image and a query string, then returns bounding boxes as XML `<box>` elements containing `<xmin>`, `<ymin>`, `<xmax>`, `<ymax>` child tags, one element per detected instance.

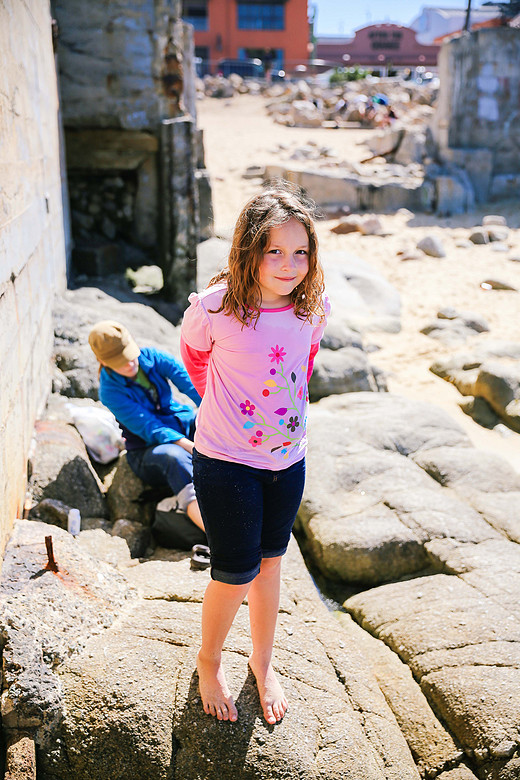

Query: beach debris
<box><xmin>487</xmin><ymin>226</ymin><xmax>510</xmax><ymax>242</ymax></box>
<box><xmin>417</xmin><ymin>235</ymin><xmax>446</xmax><ymax>258</ymax></box>
<box><xmin>398</xmin><ymin>249</ymin><xmax>422</xmax><ymax>261</ymax></box>
<box><xmin>331</xmin><ymin>215</ymin><xmax>363</xmax><ymax>234</ymax></box>
<box><xmin>421</xmin><ymin>309</ymin><xmax>490</xmax><ymax>343</ymax></box>
<box><xmin>358</xmin><ymin>215</ymin><xmax>385</xmax><ymax>235</ymax></box>
<box><xmin>483</xmin><ymin>215</ymin><xmax>507</xmax><ymax>226</ymax></box>
<box><xmin>480</xmin><ymin>279</ymin><xmax>518</xmax><ymax>291</ymax></box>
<box><xmin>243</xmin><ymin>165</ymin><xmax>266</xmax><ymax>179</ymax></box>
<box><xmin>470</xmin><ymin>228</ymin><xmax>490</xmax><ymax>245</ymax></box>
<box><xmin>331</xmin><ymin>214</ymin><xmax>384</xmax><ymax>236</ymax></box>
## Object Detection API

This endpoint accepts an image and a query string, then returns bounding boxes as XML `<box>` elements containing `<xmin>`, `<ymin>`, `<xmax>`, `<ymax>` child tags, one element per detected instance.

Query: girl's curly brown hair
<box><xmin>208</xmin><ymin>180</ymin><xmax>325</xmax><ymax>327</ymax></box>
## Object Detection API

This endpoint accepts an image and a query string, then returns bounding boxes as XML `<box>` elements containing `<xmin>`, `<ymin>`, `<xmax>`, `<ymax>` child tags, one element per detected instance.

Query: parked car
<box><xmin>270</xmin><ymin>69</ymin><xmax>286</xmax><ymax>82</ymax></box>
<box><xmin>216</xmin><ymin>58</ymin><xmax>264</xmax><ymax>78</ymax></box>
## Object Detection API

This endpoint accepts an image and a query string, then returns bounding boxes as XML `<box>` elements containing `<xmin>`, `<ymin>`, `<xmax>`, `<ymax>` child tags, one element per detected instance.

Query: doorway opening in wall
<box><xmin>68</xmin><ymin>170</ymin><xmax>156</xmax><ymax>280</ymax></box>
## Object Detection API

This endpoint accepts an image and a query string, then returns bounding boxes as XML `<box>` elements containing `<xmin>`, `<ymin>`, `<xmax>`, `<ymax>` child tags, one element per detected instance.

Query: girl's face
<box><xmin>109</xmin><ymin>358</ymin><xmax>139</xmax><ymax>378</ymax></box>
<box><xmin>257</xmin><ymin>218</ymin><xmax>309</xmax><ymax>307</ymax></box>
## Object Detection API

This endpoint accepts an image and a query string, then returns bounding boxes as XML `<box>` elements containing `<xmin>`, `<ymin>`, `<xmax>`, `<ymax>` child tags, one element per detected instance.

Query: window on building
<box><xmin>182</xmin><ymin>0</ymin><xmax>208</xmax><ymax>31</ymax></box>
<box><xmin>195</xmin><ymin>46</ymin><xmax>210</xmax><ymax>76</ymax></box>
<box><xmin>237</xmin><ymin>3</ymin><xmax>285</xmax><ymax>31</ymax></box>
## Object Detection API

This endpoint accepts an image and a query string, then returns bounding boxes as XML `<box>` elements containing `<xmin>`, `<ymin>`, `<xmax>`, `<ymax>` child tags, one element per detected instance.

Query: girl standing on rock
<box><xmin>180</xmin><ymin>182</ymin><xmax>330</xmax><ymax>724</ymax></box>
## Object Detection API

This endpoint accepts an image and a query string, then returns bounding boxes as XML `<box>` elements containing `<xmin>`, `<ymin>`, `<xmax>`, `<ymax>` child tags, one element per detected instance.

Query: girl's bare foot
<box><xmin>197</xmin><ymin>651</ymin><xmax>238</xmax><ymax>722</ymax></box>
<box><xmin>248</xmin><ymin>654</ymin><xmax>288</xmax><ymax>724</ymax></box>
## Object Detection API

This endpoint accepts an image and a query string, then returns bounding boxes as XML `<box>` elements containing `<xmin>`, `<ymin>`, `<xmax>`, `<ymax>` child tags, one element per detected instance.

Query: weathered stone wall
<box><xmin>432</xmin><ymin>28</ymin><xmax>520</xmax><ymax>200</ymax></box>
<box><xmin>0</xmin><ymin>1</ymin><xmax>68</xmax><ymax>554</ymax></box>
<box><xmin>52</xmin><ymin>0</ymin><xmax>203</xmax><ymax>300</ymax></box>
<box><xmin>52</xmin><ymin>0</ymin><xmax>185</xmax><ymax>129</ymax></box>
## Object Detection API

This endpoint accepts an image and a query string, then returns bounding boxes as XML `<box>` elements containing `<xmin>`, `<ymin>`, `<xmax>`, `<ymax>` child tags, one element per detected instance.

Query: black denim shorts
<box><xmin>192</xmin><ymin>449</ymin><xmax>305</xmax><ymax>585</ymax></box>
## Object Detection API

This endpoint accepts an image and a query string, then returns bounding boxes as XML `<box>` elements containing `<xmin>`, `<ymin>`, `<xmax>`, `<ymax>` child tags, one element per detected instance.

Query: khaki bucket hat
<box><xmin>88</xmin><ymin>320</ymin><xmax>140</xmax><ymax>370</ymax></box>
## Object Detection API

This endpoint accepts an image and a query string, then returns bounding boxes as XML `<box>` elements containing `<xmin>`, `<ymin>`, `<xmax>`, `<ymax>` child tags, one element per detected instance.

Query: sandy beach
<box><xmin>197</xmin><ymin>92</ymin><xmax>520</xmax><ymax>471</ymax></box>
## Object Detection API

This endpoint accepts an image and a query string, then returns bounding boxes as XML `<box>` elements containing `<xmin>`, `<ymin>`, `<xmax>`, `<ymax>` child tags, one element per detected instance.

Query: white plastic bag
<box><xmin>67</xmin><ymin>403</ymin><xmax>124</xmax><ymax>464</ymax></box>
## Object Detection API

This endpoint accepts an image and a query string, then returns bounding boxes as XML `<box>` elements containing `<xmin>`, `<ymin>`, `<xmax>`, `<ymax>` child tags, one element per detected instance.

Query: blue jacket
<box><xmin>99</xmin><ymin>347</ymin><xmax>201</xmax><ymax>449</ymax></box>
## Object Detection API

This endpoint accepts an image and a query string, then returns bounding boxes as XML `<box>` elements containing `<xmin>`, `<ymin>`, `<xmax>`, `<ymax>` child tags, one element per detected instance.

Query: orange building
<box><xmin>182</xmin><ymin>0</ymin><xmax>309</xmax><ymax>75</ymax></box>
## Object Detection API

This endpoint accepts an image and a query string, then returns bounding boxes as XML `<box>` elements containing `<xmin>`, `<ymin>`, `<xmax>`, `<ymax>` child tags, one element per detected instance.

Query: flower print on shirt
<box><xmin>287</xmin><ymin>415</ymin><xmax>300</xmax><ymax>432</ymax></box>
<box><xmin>241</xmin><ymin>345</ymin><xmax>308</xmax><ymax>459</ymax></box>
<box><xmin>240</xmin><ymin>399</ymin><xmax>255</xmax><ymax>416</ymax></box>
<box><xmin>268</xmin><ymin>345</ymin><xmax>286</xmax><ymax>364</ymax></box>
<box><xmin>248</xmin><ymin>430</ymin><xmax>263</xmax><ymax>447</ymax></box>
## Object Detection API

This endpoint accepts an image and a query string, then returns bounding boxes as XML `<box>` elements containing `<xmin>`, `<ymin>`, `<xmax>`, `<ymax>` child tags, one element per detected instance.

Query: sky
<box><xmin>311</xmin><ymin>0</ymin><xmax>478</xmax><ymax>36</ymax></box>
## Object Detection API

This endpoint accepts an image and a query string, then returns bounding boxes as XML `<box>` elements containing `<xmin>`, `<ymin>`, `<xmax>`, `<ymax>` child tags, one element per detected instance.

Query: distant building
<box><xmin>315</xmin><ymin>24</ymin><xmax>440</xmax><ymax>77</ymax></box>
<box><xmin>182</xmin><ymin>0</ymin><xmax>309</xmax><ymax>75</ymax></box>
<box><xmin>409</xmin><ymin>5</ymin><xmax>501</xmax><ymax>45</ymax></box>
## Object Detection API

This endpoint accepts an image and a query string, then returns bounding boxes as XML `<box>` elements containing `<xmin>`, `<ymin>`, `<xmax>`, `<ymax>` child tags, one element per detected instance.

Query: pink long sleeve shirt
<box><xmin>180</xmin><ymin>284</ymin><xmax>330</xmax><ymax>469</ymax></box>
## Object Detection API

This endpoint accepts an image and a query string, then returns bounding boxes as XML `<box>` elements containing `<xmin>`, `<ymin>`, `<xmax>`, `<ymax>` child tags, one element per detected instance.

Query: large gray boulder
<box><xmin>106</xmin><ymin>451</ymin><xmax>156</xmax><ymax>525</ymax></box>
<box><xmin>0</xmin><ymin>520</ymin><xmax>137</xmax><ymax>734</ymax></box>
<box><xmin>334</xmin><ymin>612</ymin><xmax>469</xmax><ymax>779</ymax></box>
<box><xmin>323</xmin><ymin>254</ymin><xmax>401</xmax><ymax>334</ymax></box>
<box><xmin>28</xmin><ymin>419</ymin><xmax>107</xmax><ymax>518</ymax></box>
<box><xmin>298</xmin><ymin>372</ymin><xmax>520</xmax><ymax>780</ymax></box>
<box><xmin>1</xmin><ymin>520</ymin><xmax>424</xmax><ymax>780</ymax></box>
<box><xmin>297</xmin><ymin>391</ymin><xmax>520</xmax><ymax>779</ymax></box>
<box><xmin>53</xmin><ymin>285</ymin><xmax>186</xmax><ymax>402</ymax></box>
<box><xmin>346</xmin><ymin>540</ymin><xmax>520</xmax><ymax>778</ymax></box>
<box><xmin>309</xmin><ymin>346</ymin><xmax>387</xmax><ymax>401</ymax></box>
<box><xmin>430</xmin><ymin>344</ymin><xmax>520</xmax><ymax>433</ymax></box>
<box><xmin>298</xmin><ymin>393</ymin><xmax>517</xmax><ymax>585</ymax></box>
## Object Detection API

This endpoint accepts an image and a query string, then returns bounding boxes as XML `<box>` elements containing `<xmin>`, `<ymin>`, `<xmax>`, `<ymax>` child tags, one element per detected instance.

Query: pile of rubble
<box><xmin>199</xmin><ymin>71</ymin><xmax>489</xmax><ymax>217</ymax></box>
<box><xmin>264</xmin><ymin>77</ymin><xmax>436</xmax><ymax>130</ymax></box>
<box><xmin>196</xmin><ymin>73</ymin><xmax>262</xmax><ymax>99</ymax></box>
<box><xmin>198</xmin><ymin>73</ymin><xmax>437</xmax><ymax>131</ymax></box>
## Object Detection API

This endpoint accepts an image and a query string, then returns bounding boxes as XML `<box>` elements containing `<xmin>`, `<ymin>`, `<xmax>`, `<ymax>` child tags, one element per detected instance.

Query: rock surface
<box><xmin>417</xmin><ymin>235</ymin><xmax>447</xmax><ymax>258</ymax></box>
<box><xmin>296</xmin><ymin>391</ymin><xmax>520</xmax><ymax>779</ymax></box>
<box><xmin>299</xmin><ymin>393</ymin><xmax>519</xmax><ymax>584</ymax></box>
<box><xmin>0</xmin><ymin>520</ymin><xmax>137</xmax><ymax>733</ymax></box>
<box><xmin>106</xmin><ymin>451</ymin><xmax>156</xmax><ymax>525</ymax></box>
<box><xmin>1</xmin><ymin>520</ymin><xmax>426</xmax><ymax>780</ymax></box>
<box><xmin>420</xmin><ymin>309</ymin><xmax>490</xmax><ymax>344</ymax></box>
<box><xmin>324</xmin><ymin>253</ymin><xmax>401</xmax><ymax>334</ymax></box>
<box><xmin>28</xmin><ymin>420</ymin><xmax>107</xmax><ymax>518</ymax></box>
<box><xmin>430</xmin><ymin>344</ymin><xmax>520</xmax><ymax>433</ymax></box>
<box><xmin>309</xmin><ymin>346</ymin><xmax>387</xmax><ymax>401</ymax></box>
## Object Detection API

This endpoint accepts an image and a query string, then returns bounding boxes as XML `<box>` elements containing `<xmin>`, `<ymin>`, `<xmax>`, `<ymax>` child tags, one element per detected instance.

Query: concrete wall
<box><xmin>52</xmin><ymin>0</ymin><xmax>201</xmax><ymax>300</ymax></box>
<box><xmin>432</xmin><ymin>28</ymin><xmax>520</xmax><ymax>176</ymax></box>
<box><xmin>52</xmin><ymin>0</ymin><xmax>192</xmax><ymax>129</ymax></box>
<box><xmin>0</xmin><ymin>1</ymin><xmax>68</xmax><ymax>554</ymax></box>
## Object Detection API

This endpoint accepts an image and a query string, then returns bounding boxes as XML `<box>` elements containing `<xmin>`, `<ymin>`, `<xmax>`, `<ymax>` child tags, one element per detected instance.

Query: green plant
<box><xmin>329</xmin><ymin>65</ymin><xmax>369</xmax><ymax>85</ymax></box>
